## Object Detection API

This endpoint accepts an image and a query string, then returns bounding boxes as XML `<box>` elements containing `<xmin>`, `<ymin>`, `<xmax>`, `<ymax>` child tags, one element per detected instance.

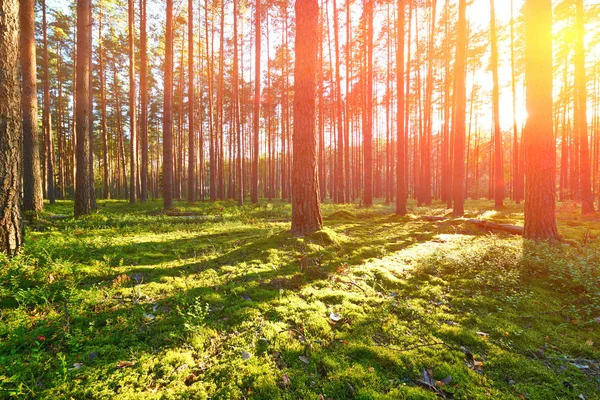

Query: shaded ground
<box><xmin>0</xmin><ymin>199</ymin><xmax>599</xmax><ymax>399</ymax></box>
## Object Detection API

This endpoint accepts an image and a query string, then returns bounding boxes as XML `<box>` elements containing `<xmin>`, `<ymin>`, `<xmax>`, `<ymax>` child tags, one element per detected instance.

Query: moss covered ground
<box><xmin>1</xmin><ymin>199</ymin><xmax>599</xmax><ymax>399</ymax></box>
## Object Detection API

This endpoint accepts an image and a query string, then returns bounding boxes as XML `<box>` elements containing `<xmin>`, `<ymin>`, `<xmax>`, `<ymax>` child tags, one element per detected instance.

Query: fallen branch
<box><xmin>421</xmin><ymin>216</ymin><xmax>447</xmax><ymax>222</ymax></box>
<box><xmin>467</xmin><ymin>219</ymin><xmax>524</xmax><ymax>235</ymax></box>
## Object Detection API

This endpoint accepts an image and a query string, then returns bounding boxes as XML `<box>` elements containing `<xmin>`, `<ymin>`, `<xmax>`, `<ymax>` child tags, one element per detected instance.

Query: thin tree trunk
<box><xmin>452</xmin><ymin>0</ymin><xmax>468</xmax><ymax>216</ymax></box>
<box><xmin>140</xmin><ymin>0</ymin><xmax>149</xmax><ymax>201</ymax></box>
<box><xmin>99</xmin><ymin>5</ymin><xmax>110</xmax><ymax>199</ymax></box>
<box><xmin>252</xmin><ymin>0</ymin><xmax>261</xmax><ymax>203</ymax></box>
<box><xmin>575</xmin><ymin>0</ymin><xmax>594</xmax><ymax>214</ymax></box>
<box><xmin>129</xmin><ymin>0</ymin><xmax>137</xmax><ymax>204</ymax></box>
<box><xmin>363</xmin><ymin>0</ymin><xmax>374</xmax><ymax>206</ymax></box>
<box><xmin>187</xmin><ymin>0</ymin><xmax>196</xmax><ymax>202</ymax></box>
<box><xmin>490</xmin><ymin>0</ymin><xmax>504</xmax><ymax>208</ymax></box>
<box><xmin>396</xmin><ymin>0</ymin><xmax>407</xmax><ymax>215</ymax></box>
<box><xmin>163</xmin><ymin>0</ymin><xmax>174</xmax><ymax>209</ymax></box>
<box><xmin>42</xmin><ymin>0</ymin><xmax>55</xmax><ymax>205</ymax></box>
<box><xmin>20</xmin><ymin>0</ymin><xmax>44</xmax><ymax>211</ymax></box>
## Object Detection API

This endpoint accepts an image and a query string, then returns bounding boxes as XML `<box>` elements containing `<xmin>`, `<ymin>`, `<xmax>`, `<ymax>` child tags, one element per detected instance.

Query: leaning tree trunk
<box><xmin>292</xmin><ymin>0</ymin><xmax>322</xmax><ymax>236</ymax></box>
<box><xmin>20</xmin><ymin>0</ymin><xmax>44</xmax><ymax>212</ymax></box>
<box><xmin>74</xmin><ymin>0</ymin><xmax>93</xmax><ymax>217</ymax></box>
<box><xmin>523</xmin><ymin>0</ymin><xmax>559</xmax><ymax>240</ymax></box>
<box><xmin>0</xmin><ymin>0</ymin><xmax>24</xmax><ymax>255</ymax></box>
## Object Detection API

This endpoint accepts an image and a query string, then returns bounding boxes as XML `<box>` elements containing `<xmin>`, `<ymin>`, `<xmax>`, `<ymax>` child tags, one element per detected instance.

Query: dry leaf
<box><xmin>299</xmin><ymin>355</ymin><xmax>310</xmax><ymax>364</ymax></box>
<box><xmin>241</xmin><ymin>351</ymin><xmax>252</xmax><ymax>360</ymax></box>
<box><xmin>282</xmin><ymin>374</ymin><xmax>291</xmax><ymax>387</ymax></box>
<box><xmin>585</xmin><ymin>339</ymin><xmax>594</xmax><ymax>346</ymax></box>
<box><xmin>330</xmin><ymin>312</ymin><xmax>342</xmax><ymax>322</ymax></box>
<box><xmin>116</xmin><ymin>360</ymin><xmax>135</xmax><ymax>369</ymax></box>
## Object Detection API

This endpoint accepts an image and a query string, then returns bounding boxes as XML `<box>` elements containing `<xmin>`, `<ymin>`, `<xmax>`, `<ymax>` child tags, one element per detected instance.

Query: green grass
<box><xmin>1</xmin><ymin>199</ymin><xmax>599</xmax><ymax>399</ymax></box>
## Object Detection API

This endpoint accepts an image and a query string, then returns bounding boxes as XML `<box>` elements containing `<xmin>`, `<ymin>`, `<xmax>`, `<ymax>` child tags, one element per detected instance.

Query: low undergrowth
<box><xmin>0</xmin><ymin>199</ymin><xmax>599</xmax><ymax>399</ymax></box>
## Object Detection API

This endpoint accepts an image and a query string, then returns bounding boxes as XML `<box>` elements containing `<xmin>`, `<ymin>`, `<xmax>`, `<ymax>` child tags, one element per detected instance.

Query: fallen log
<box><xmin>467</xmin><ymin>219</ymin><xmax>524</xmax><ymax>235</ymax></box>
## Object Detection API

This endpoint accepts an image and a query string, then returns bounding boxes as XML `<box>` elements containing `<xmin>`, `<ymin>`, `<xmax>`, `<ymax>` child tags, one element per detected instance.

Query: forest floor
<box><xmin>1</xmin><ymin>199</ymin><xmax>599</xmax><ymax>399</ymax></box>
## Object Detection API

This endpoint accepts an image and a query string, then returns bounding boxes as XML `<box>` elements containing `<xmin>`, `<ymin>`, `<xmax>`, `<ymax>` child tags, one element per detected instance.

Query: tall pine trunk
<box><xmin>42</xmin><ymin>0</ymin><xmax>55</xmax><ymax>205</ymax></box>
<box><xmin>490</xmin><ymin>0</ymin><xmax>504</xmax><ymax>208</ymax></box>
<box><xmin>0</xmin><ymin>0</ymin><xmax>23</xmax><ymax>255</ymax></box>
<box><xmin>140</xmin><ymin>0</ymin><xmax>149</xmax><ymax>201</ymax></box>
<box><xmin>187</xmin><ymin>0</ymin><xmax>196</xmax><ymax>202</ymax></box>
<box><xmin>575</xmin><ymin>0</ymin><xmax>594</xmax><ymax>214</ymax></box>
<box><xmin>75</xmin><ymin>0</ymin><xmax>93</xmax><ymax>217</ymax></box>
<box><xmin>292</xmin><ymin>0</ymin><xmax>322</xmax><ymax>235</ymax></box>
<box><xmin>20</xmin><ymin>0</ymin><xmax>44</xmax><ymax>211</ymax></box>
<box><xmin>452</xmin><ymin>0</ymin><xmax>468</xmax><ymax>216</ymax></box>
<box><xmin>396</xmin><ymin>0</ymin><xmax>407</xmax><ymax>215</ymax></box>
<box><xmin>252</xmin><ymin>0</ymin><xmax>261</xmax><ymax>203</ymax></box>
<box><xmin>523</xmin><ymin>0</ymin><xmax>559</xmax><ymax>240</ymax></box>
<box><xmin>129</xmin><ymin>0</ymin><xmax>137</xmax><ymax>204</ymax></box>
<box><xmin>163</xmin><ymin>0</ymin><xmax>175</xmax><ymax>209</ymax></box>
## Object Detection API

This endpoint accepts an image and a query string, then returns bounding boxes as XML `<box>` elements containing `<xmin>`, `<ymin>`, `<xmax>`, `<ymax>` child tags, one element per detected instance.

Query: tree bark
<box><xmin>42</xmin><ymin>0</ymin><xmax>55</xmax><ymax>205</ymax></box>
<box><xmin>523</xmin><ymin>0</ymin><xmax>559</xmax><ymax>240</ymax></box>
<box><xmin>187</xmin><ymin>0</ymin><xmax>196</xmax><ymax>202</ymax></box>
<box><xmin>164</xmin><ymin>0</ymin><xmax>174</xmax><ymax>209</ymax></box>
<box><xmin>0</xmin><ymin>0</ymin><xmax>23</xmax><ymax>255</ymax></box>
<box><xmin>252</xmin><ymin>0</ymin><xmax>261</xmax><ymax>203</ymax></box>
<box><xmin>575</xmin><ymin>0</ymin><xmax>594</xmax><ymax>214</ymax></box>
<box><xmin>129</xmin><ymin>0</ymin><xmax>137</xmax><ymax>204</ymax></box>
<box><xmin>490</xmin><ymin>0</ymin><xmax>504</xmax><ymax>208</ymax></box>
<box><xmin>452</xmin><ymin>0</ymin><xmax>468</xmax><ymax>216</ymax></box>
<box><xmin>140</xmin><ymin>0</ymin><xmax>149</xmax><ymax>201</ymax></box>
<box><xmin>99</xmin><ymin>5</ymin><xmax>110</xmax><ymax>199</ymax></box>
<box><xmin>363</xmin><ymin>0</ymin><xmax>374</xmax><ymax>207</ymax></box>
<box><xmin>75</xmin><ymin>0</ymin><xmax>93</xmax><ymax>217</ymax></box>
<box><xmin>396</xmin><ymin>0</ymin><xmax>407</xmax><ymax>215</ymax></box>
<box><xmin>20</xmin><ymin>0</ymin><xmax>44</xmax><ymax>212</ymax></box>
<box><xmin>292</xmin><ymin>0</ymin><xmax>322</xmax><ymax>235</ymax></box>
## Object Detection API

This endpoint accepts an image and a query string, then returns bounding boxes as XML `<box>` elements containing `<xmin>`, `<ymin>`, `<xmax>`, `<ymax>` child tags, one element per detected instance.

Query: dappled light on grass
<box><xmin>0</xmin><ymin>199</ymin><xmax>599</xmax><ymax>398</ymax></box>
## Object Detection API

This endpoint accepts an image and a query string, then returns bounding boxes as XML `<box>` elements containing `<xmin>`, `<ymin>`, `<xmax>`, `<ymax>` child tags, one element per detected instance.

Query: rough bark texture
<box><xmin>140</xmin><ymin>0</ymin><xmax>148</xmax><ymax>202</ymax></box>
<box><xmin>42</xmin><ymin>0</ymin><xmax>55</xmax><ymax>204</ymax></box>
<box><xmin>99</xmin><ymin>6</ymin><xmax>109</xmax><ymax>199</ymax></box>
<box><xmin>0</xmin><ymin>0</ymin><xmax>23</xmax><ymax>255</ymax></box>
<box><xmin>252</xmin><ymin>0</ymin><xmax>261</xmax><ymax>204</ymax></box>
<box><xmin>490</xmin><ymin>0</ymin><xmax>504</xmax><ymax>208</ymax></box>
<box><xmin>163</xmin><ymin>0</ymin><xmax>174</xmax><ymax>209</ymax></box>
<box><xmin>129</xmin><ymin>0</ymin><xmax>137</xmax><ymax>205</ymax></box>
<box><xmin>396</xmin><ymin>0</ymin><xmax>407</xmax><ymax>215</ymax></box>
<box><xmin>187</xmin><ymin>0</ymin><xmax>195</xmax><ymax>203</ymax></box>
<box><xmin>20</xmin><ymin>0</ymin><xmax>44</xmax><ymax>212</ymax></box>
<box><xmin>363</xmin><ymin>0</ymin><xmax>374</xmax><ymax>207</ymax></box>
<box><xmin>292</xmin><ymin>0</ymin><xmax>322</xmax><ymax>236</ymax></box>
<box><xmin>74</xmin><ymin>0</ymin><xmax>93</xmax><ymax>217</ymax></box>
<box><xmin>452</xmin><ymin>0</ymin><xmax>467</xmax><ymax>216</ymax></box>
<box><xmin>523</xmin><ymin>0</ymin><xmax>559</xmax><ymax>240</ymax></box>
<box><xmin>575</xmin><ymin>0</ymin><xmax>594</xmax><ymax>214</ymax></box>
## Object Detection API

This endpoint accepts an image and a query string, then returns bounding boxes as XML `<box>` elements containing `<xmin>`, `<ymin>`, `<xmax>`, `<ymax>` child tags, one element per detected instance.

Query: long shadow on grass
<box><xmin>1</xmin><ymin>215</ymin><xmax>454</xmax><ymax>397</ymax></box>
